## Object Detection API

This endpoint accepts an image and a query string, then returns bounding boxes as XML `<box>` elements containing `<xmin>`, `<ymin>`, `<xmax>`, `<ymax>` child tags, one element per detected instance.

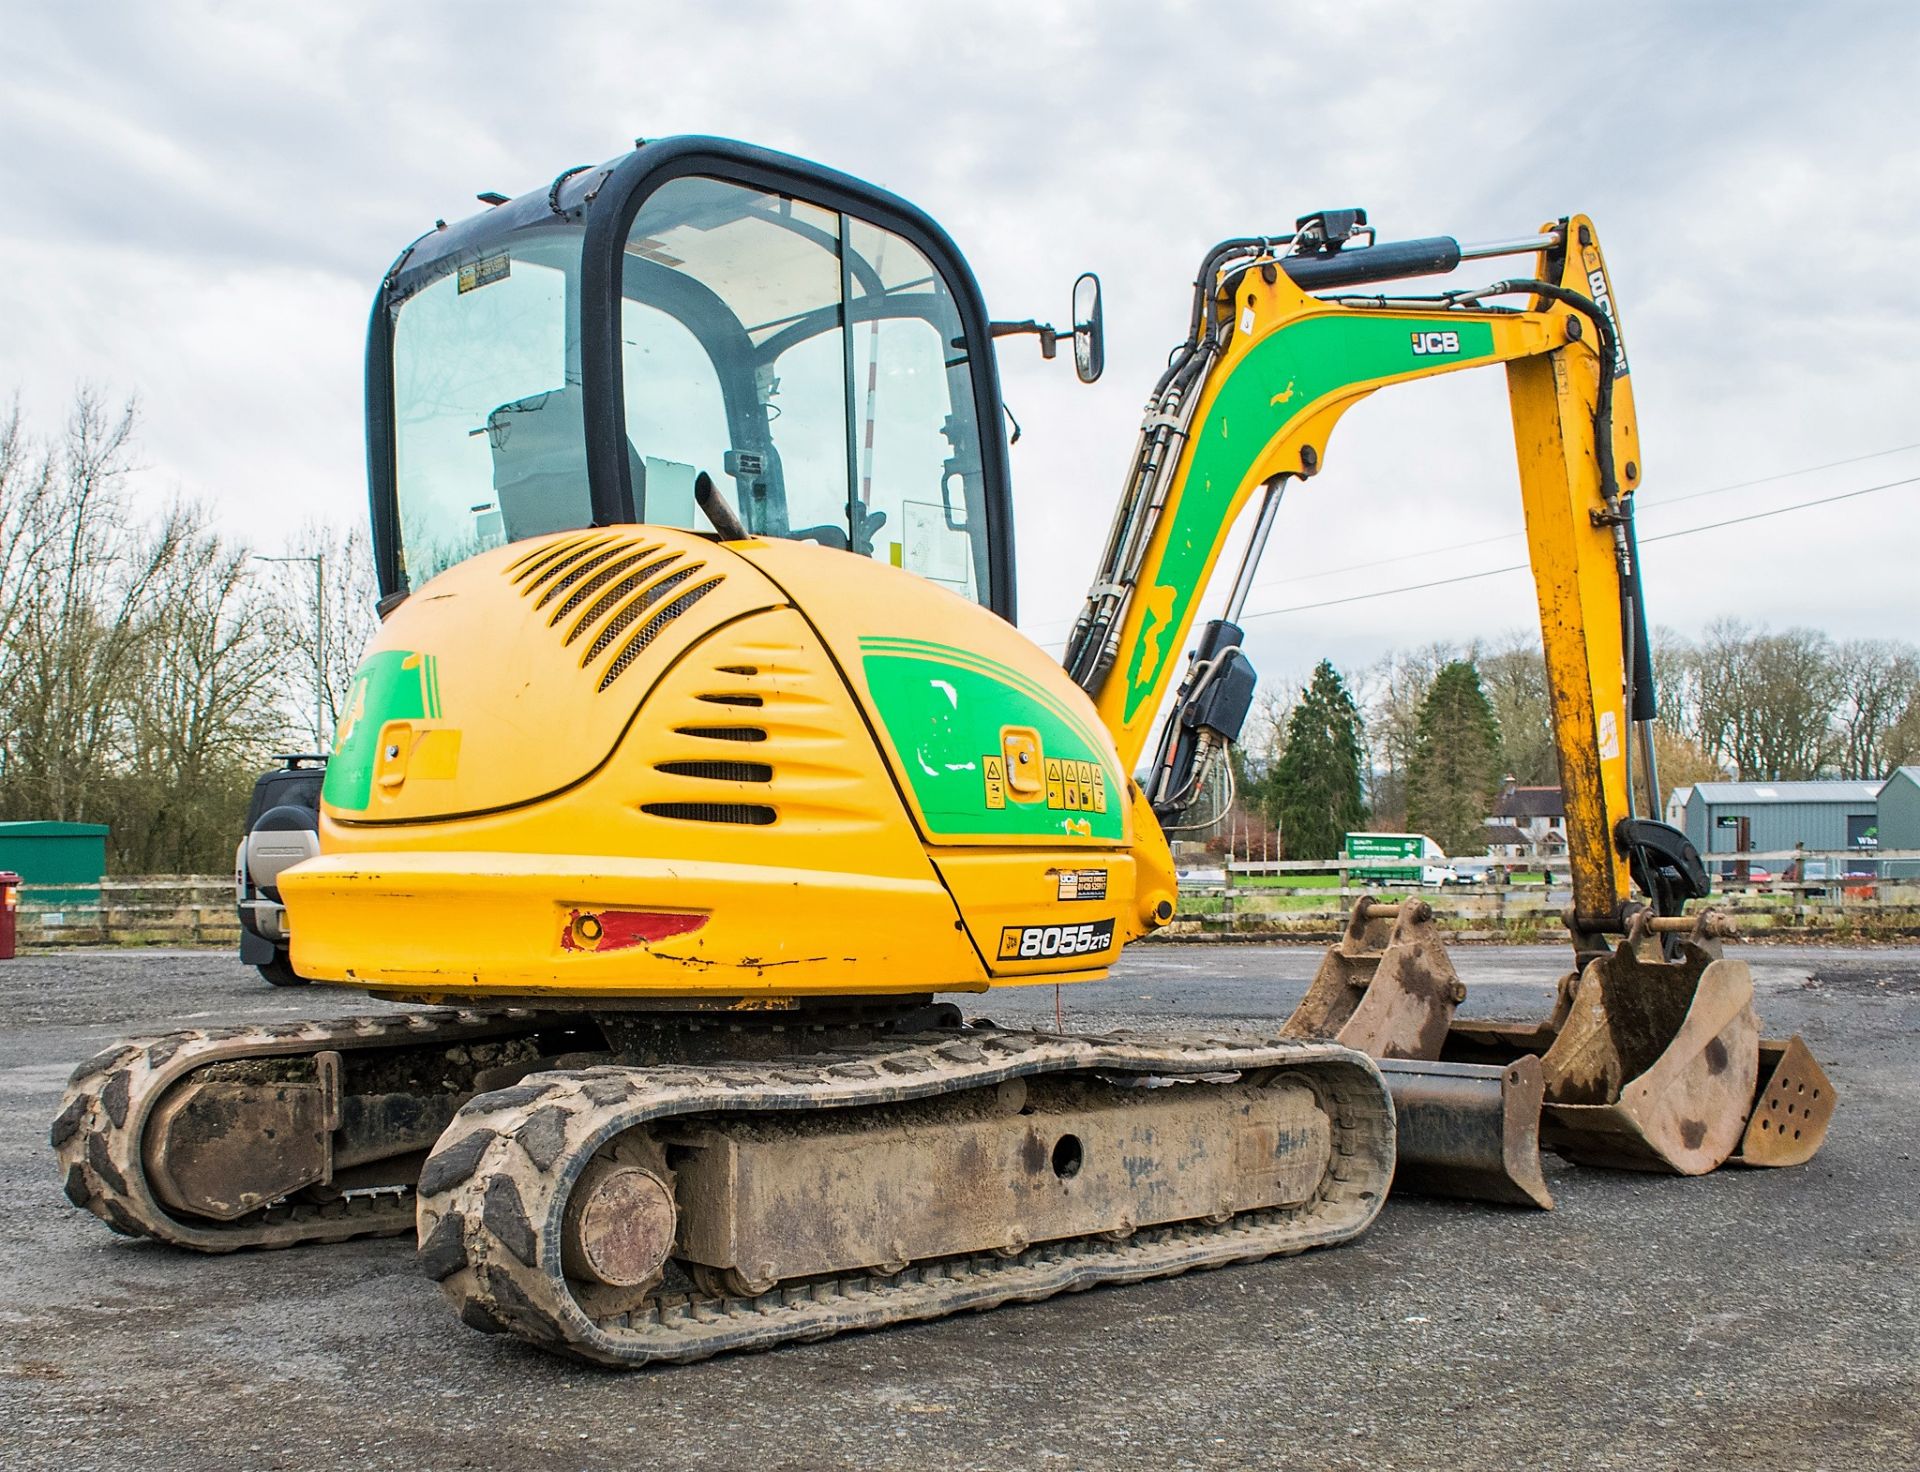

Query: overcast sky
<box><xmin>3</xmin><ymin>2</ymin><xmax>1916</xmax><ymax>696</ymax></box>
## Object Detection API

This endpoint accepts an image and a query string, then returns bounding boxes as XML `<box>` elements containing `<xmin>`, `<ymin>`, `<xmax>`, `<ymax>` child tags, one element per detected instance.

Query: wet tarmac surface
<box><xmin>2</xmin><ymin>943</ymin><xmax>1914</xmax><ymax>1470</ymax></box>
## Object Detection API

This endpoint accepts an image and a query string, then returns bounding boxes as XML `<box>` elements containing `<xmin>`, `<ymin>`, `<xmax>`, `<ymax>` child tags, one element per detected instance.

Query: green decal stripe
<box><xmin>426</xmin><ymin>655</ymin><xmax>442</xmax><ymax>718</ymax></box>
<box><xmin>1121</xmin><ymin>315</ymin><xmax>1497</xmax><ymax>722</ymax></box>
<box><xmin>320</xmin><ymin>650</ymin><xmax>436</xmax><ymax>813</ymax></box>
<box><xmin>861</xmin><ymin>639</ymin><xmax>1086</xmax><ymax>738</ymax></box>
<box><xmin>859</xmin><ymin>638</ymin><xmax>1072</xmax><ymax>716</ymax></box>
<box><xmin>858</xmin><ymin>648</ymin><xmax>1125</xmax><ymax>841</ymax></box>
<box><xmin>858</xmin><ymin>636</ymin><xmax>1117</xmax><ymax>785</ymax></box>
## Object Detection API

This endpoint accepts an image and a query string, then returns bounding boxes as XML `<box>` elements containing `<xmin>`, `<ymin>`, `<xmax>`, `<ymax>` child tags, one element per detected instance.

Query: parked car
<box><xmin>235</xmin><ymin>754</ymin><xmax>326</xmax><ymax>986</ymax></box>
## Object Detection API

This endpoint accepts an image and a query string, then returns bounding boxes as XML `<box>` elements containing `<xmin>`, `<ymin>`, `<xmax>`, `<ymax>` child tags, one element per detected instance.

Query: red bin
<box><xmin>0</xmin><ymin>872</ymin><xmax>18</xmax><ymax>960</ymax></box>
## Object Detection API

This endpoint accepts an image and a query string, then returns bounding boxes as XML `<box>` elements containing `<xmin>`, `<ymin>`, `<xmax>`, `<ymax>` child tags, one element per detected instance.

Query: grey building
<box><xmin>1879</xmin><ymin>767</ymin><xmax>1920</xmax><ymax>878</ymax></box>
<box><xmin>1669</xmin><ymin>780</ymin><xmax>1883</xmax><ymax>872</ymax></box>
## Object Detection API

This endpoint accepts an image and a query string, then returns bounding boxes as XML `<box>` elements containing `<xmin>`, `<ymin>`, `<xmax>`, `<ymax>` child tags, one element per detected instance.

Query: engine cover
<box><xmin>282</xmin><ymin>530</ymin><xmax>1175</xmax><ymax>1002</ymax></box>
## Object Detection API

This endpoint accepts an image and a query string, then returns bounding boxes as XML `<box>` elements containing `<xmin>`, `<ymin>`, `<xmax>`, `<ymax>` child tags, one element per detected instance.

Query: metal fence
<box><xmin>1173</xmin><ymin>849</ymin><xmax>1920</xmax><ymax>937</ymax></box>
<box><xmin>14</xmin><ymin>877</ymin><xmax>239</xmax><ymax>948</ymax></box>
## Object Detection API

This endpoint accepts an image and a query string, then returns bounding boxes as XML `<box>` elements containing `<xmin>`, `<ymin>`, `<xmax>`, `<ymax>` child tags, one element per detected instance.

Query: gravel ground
<box><xmin>2</xmin><ymin>943</ymin><xmax>1914</xmax><ymax>1471</ymax></box>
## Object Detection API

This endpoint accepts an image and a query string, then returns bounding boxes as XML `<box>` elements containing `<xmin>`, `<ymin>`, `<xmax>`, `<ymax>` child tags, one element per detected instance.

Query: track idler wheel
<box><xmin>562</xmin><ymin>1153</ymin><xmax>676</xmax><ymax>1289</ymax></box>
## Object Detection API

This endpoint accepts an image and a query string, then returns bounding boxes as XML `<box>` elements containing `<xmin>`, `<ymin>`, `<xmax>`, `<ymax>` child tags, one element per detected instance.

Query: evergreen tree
<box><xmin>1269</xmin><ymin>660</ymin><xmax>1367</xmax><ymax>859</ymax></box>
<box><xmin>1406</xmin><ymin>660</ymin><xmax>1504</xmax><ymax>854</ymax></box>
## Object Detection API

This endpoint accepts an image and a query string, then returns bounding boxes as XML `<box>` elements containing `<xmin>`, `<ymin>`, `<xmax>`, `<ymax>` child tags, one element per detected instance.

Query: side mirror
<box><xmin>1072</xmin><ymin>272</ymin><xmax>1104</xmax><ymax>384</ymax></box>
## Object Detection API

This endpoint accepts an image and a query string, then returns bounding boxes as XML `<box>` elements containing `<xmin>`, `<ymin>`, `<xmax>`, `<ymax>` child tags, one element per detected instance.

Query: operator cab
<box><xmin>367</xmin><ymin>137</ymin><xmax>1017</xmax><ymax>620</ymax></box>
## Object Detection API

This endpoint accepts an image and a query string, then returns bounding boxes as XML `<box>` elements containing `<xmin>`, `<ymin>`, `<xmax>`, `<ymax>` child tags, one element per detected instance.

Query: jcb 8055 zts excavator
<box><xmin>55</xmin><ymin>137</ymin><xmax>1830</xmax><ymax>1366</ymax></box>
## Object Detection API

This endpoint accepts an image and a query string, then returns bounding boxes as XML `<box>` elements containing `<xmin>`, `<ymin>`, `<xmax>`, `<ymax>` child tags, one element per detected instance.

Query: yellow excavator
<box><xmin>52</xmin><ymin>137</ymin><xmax>1832</xmax><ymax>1366</ymax></box>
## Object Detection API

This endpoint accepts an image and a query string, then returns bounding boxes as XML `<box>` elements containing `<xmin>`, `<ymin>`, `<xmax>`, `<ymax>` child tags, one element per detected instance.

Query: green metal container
<box><xmin>0</xmin><ymin>821</ymin><xmax>110</xmax><ymax>906</ymax></box>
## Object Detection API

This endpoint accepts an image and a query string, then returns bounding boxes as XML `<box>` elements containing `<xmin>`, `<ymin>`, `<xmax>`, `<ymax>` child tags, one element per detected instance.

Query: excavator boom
<box><xmin>1070</xmin><ymin>208</ymin><xmax>1832</xmax><ymax>1195</ymax></box>
<box><xmin>1067</xmin><ymin>213</ymin><xmax>1665</xmax><ymax>942</ymax></box>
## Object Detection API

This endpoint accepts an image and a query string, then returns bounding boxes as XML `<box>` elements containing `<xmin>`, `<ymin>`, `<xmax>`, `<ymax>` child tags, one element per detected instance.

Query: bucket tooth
<box><xmin>1377</xmin><ymin>1055</ymin><xmax>1553</xmax><ymax>1210</ymax></box>
<box><xmin>1730</xmin><ymin>1034</ymin><xmax>1836</xmax><ymax>1167</ymax></box>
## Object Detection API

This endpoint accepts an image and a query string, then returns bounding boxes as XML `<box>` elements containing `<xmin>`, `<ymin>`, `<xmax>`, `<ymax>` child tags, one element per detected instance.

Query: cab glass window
<box><xmin>620</xmin><ymin>177</ymin><xmax>989</xmax><ymax>604</ymax></box>
<box><xmin>389</xmin><ymin>231</ymin><xmax>585</xmax><ymax>585</ymax></box>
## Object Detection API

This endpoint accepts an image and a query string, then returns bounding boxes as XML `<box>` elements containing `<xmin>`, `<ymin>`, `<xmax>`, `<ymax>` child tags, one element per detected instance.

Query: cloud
<box><xmin>1</xmin><ymin>0</ymin><xmax>1914</xmax><ymax>695</ymax></box>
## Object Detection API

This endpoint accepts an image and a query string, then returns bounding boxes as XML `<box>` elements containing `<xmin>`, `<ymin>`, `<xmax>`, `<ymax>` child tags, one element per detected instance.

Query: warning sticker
<box><xmin>982</xmin><ymin>754</ymin><xmax>1007</xmax><ymax>809</ymax></box>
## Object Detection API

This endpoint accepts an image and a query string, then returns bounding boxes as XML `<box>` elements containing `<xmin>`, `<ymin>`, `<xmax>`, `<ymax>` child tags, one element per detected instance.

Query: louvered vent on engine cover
<box><xmin>640</xmin><ymin>802</ymin><xmax>777</xmax><ymax>825</ymax></box>
<box><xmin>674</xmin><ymin>725</ymin><xmax>768</xmax><ymax>742</ymax></box>
<box><xmin>655</xmin><ymin>759</ymin><xmax>774</xmax><ymax>783</ymax></box>
<box><xmin>502</xmin><ymin>536</ymin><xmax>727</xmax><ymax>695</ymax></box>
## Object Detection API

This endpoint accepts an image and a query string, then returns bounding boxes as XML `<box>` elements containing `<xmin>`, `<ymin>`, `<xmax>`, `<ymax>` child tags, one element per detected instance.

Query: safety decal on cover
<box><xmin>457</xmin><ymin>252</ymin><xmax>511</xmax><ymax>294</ymax></box>
<box><xmin>998</xmin><ymin>919</ymin><xmax>1116</xmax><ymax>961</ymax></box>
<box><xmin>1042</xmin><ymin>757</ymin><xmax>1106</xmax><ymax>813</ymax></box>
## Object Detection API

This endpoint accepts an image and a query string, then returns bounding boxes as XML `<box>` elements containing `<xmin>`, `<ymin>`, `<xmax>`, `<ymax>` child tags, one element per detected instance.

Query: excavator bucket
<box><xmin>1532</xmin><ymin>939</ymin><xmax>1758</xmax><ymax>1173</ymax></box>
<box><xmin>1444</xmin><ymin>914</ymin><xmax>1837</xmax><ymax>1175</ymax></box>
<box><xmin>1730</xmin><ymin>1034</ymin><xmax>1837</xmax><ymax>1167</ymax></box>
<box><xmin>1375</xmin><ymin>1055</ymin><xmax>1554</xmax><ymax>1209</ymax></box>
<box><xmin>1283</xmin><ymin>899</ymin><xmax>1554</xmax><ymax>1208</ymax></box>
<box><xmin>1282</xmin><ymin>897</ymin><xmax>1465</xmax><ymax>1058</ymax></box>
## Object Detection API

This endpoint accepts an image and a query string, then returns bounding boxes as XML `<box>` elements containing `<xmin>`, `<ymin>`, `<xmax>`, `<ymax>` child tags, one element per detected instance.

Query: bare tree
<box><xmin>1833</xmin><ymin>638</ymin><xmax>1920</xmax><ymax>778</ymax></box>
<box><xmin>1479</xmin><ymin>633</ymin><xmax>1556</xmax><ymax>785</ymax></box>
<box><xmin>0</xmin><ymin>390</ymin><xmax>305</xmax><ymax>872</ymax></box>
<box><xmin>0</xmin><ymin>401</ymin><xmax>63</xmax><ymax>671</ymax></box>
<box><xmin>105</xmin><ymin>509</ymin><xmax>294</xmax><ymax>871</ymax></box>
<box><xmin>1355</xmin><ymin>641</ymin><xmax>1458</xmax><ymax>828</ymax></box>
<box><xmin>1649</xmin><ymin>626</ymin><xmax>1702</xmax><ymax>747</ymax></box>
<box><xmin>263</xmin><ymin>520</ymin><xmax>381</xmax><ymax>749</ymax></box>
<box><xmin>1243</xmin><ymin>679</ymin><xmax>1300</xmax><ymax>777</ymax></box>
<box><xmin>1651</xmin><ymin>726</ymin><xmax>1727</xmax><ymax>805</ymax></box>
<box><xmin>1692</xmin><ymin>620</ymin><xmax>1843</xmax><ymax>780</ymax></box>
<box><xmin>1887</xmin><ymin>697</ymin><xmax>1920</xmax><ymax>771</ymax></box>
<box><xmin>0</xmin><ymin>393</ymin><xmax>185</xmax><ymax>822</ymax></box>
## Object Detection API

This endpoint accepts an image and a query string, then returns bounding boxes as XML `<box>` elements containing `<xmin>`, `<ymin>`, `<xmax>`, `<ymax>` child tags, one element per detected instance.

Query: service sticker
<box><xmin>1052</xmin><ymin>867</ymin><xmax>1109</xmax><ymax>902</ymax></box>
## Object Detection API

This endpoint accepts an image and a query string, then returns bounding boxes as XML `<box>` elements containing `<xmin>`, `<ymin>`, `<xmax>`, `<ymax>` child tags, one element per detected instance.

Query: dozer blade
<box><xmin>1730</xmin><ymin>1034</ymin><xmax>1837</xmax><ymax>1167</ymax></box>
<box><xmin>1376</xmin><ymin>1055</ymin><xmax>1554</xmax><ymax>1210</ymax></box>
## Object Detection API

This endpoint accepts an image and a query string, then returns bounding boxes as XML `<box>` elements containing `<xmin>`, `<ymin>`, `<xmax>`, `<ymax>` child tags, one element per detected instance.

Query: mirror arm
<box><xmin>988</xmin><ymin>320</ymin><xmax>1062</xmax><ymax>359</ymax></box>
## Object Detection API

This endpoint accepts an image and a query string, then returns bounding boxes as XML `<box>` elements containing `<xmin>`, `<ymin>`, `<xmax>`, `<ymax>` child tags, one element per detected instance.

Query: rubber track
<box><xmin>53</xmin><ymin>1008</ymin><xmax>553</xmax><ymax>1252</ymax></box>
<box><xmin>419</xmin><ymin>1029</ymin><xmax>1395</xmax><ymax>1366</ymax></box>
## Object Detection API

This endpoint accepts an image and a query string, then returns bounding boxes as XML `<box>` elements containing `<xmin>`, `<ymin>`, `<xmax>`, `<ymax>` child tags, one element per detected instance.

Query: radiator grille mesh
<box><xmin>597</xmin><ymin>578</ymin><xmax>724</xmax><ymax>691</ymax></box>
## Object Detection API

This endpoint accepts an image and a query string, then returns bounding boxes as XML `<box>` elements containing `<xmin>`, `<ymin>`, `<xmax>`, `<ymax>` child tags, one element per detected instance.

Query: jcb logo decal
<box><xmin>1586</xmin><ymin>267</ymin><xmax>1629</xmax><ymax>376</ymax></box>
<box><xmin>1410</xmin><ymin>330</ymin><xmax>1460</xmax><ymax>356</ymax></box>
<box><xmin>998</xmin><ymin>919</ymin><xmax>1116</xmax><ymax>961</ymax></box>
